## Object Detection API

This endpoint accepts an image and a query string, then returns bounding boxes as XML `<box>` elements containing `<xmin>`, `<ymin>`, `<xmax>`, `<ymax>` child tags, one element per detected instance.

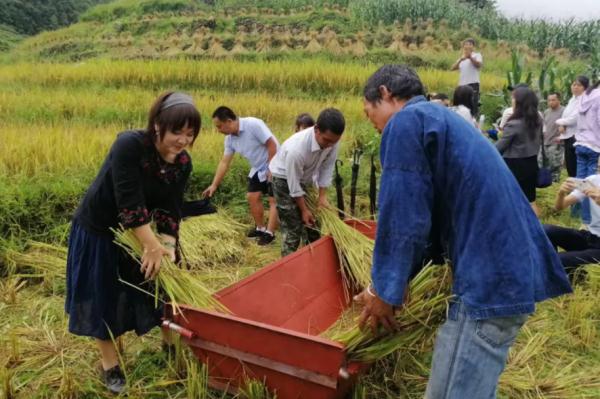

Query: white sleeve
<box><xmin>253</xmin><ymin>119</ymin><xmax>274</xmax><ymax>145</ymax></box>
<box><xmin>316</xmin><ymin>145</ymin><xmax>339</xmax><ymax>188</ymax></box>
<box><xmin>224</xmin><ymin>137</ymin><xmax>235</xmax><ymax>156</ymax></box>
<box><xmin>284</xmin><ymin>151</ymin><xmax>306</xmax><ymax>197</ymax></box>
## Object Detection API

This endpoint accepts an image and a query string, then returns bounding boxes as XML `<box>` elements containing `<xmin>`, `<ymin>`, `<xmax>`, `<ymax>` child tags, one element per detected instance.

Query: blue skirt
<box><xmin>65</xmin><ymin>221</ymin><xmax>162</xmax><ymax>340</ymax></box>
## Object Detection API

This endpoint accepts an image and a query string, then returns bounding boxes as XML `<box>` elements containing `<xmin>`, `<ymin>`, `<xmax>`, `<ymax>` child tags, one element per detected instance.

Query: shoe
<box><xmin>247</xmin><ymin>227</ymin><xmax>266</xmax><ymax>238</ymax></box>
<box><xmin>257</xmin><ymin>232</ymin><xmax>275</xmax><ymax>246</ymax></box>
<box><xmin>101</xmin><ymin>365</ymin><xmax>126</xmax><ymax>394</ymax></box>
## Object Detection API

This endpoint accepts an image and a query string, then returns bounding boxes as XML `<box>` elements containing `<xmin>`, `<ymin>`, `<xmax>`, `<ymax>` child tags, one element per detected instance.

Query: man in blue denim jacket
<box><xmin>356</xmin><ymin>65</ymin><xmax>572</xmax><ymax>398</ymax></box>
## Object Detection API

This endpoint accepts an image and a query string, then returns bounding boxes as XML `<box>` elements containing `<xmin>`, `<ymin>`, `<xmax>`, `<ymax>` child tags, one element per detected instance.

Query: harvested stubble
<box><xmin>179</xmin><ymin>213</ymin><xmax>247</xmax><ymax>268</ymax></box>
<box><xmin>113</xmin><ymin>229</ymin><xmax>227</xmax><ymax>315</ymax></box>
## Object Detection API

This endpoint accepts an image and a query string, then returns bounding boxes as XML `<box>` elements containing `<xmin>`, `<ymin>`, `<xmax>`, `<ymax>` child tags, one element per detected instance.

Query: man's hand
<box><xmin>558</xmin><ymin>125</ymin><xmax>566</xmax><ymax>134</ymax></box>
<box><xmin>318</xmin><ymin>196</ymin><xmax>330</xmax><ymax>210</ymax></box>
<box><xmin>301</xmin><ymin>209</ymin><xmax>315</xmax><ymax>226</ymax></box>
<box><xmin>202</xmin><ymin>184</ymin><xmax>217</xmax><ymax>198</ymax></box>
<box><xmin>355</xmin><ymin>287</ymin><xmax>398</xmax><ymax>334</ymax></box>
<box><xmin>584</xmin><ymin>187</ymin><xmax>600</xmax><ymax>205</ymax></box>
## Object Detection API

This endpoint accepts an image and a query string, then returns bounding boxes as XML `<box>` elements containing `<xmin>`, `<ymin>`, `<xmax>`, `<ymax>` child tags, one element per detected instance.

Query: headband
<box><xmin>161</xmin><ymin>92</ymin><xmax>195</xmax><ymax>111</ymax></box>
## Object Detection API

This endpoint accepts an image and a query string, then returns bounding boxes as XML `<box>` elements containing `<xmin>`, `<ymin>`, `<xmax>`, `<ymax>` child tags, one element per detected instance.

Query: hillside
<box><xmin>3</xmin><ymin>0</ymin><xmax>596</xmax><ymax>74</ymax></box>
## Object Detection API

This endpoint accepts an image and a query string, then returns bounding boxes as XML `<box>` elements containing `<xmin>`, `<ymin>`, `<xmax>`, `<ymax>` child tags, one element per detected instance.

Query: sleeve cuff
<box><xmin>154</xmin><ymin>210</ymin><xmax>180</xmax><ymax>237</ymax></box>
<box><xmin>118</xmin><ymin>206</ymin><xmax>150</xmax><ymax>229</ymax></box>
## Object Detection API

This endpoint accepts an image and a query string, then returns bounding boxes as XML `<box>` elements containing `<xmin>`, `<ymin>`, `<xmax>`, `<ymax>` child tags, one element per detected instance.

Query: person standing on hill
<box><xmin>203</xmin><ymin>106</ymin><xmax>279</xmax><ymax>245</ymax></box>
<box><xmin>269</xmin><ymin>108</ymin><xmax>345</xmax><ymax>256</ymax></box>
<box><xmin>541</xmin><ymin>92</ymin><xmax>565</xmax><ymax>182</ymax></box>
<box><xmin>65</xmin><ymin>92</ymin><xmax>201</xmax><ymax>394</ymax></box>
<box><xmin>451</xmin><ymin>38</ymin><xmax>482</xmax><ymax>115</ymax></box>
<box><xmin>355</xmin><ymin>64</ymin><xmax>571</xmax><ymax>399</ymax></box>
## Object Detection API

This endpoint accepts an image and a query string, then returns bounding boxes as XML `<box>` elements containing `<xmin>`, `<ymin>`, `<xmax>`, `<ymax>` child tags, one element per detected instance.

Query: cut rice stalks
<box><xmin>113</xmin><ymin>228</ymin><xmax>227</xmax><ymax>315</ymax></box>
<box><xmin>179</xmin><ymin>212</ymin><xmax>247</xmax><ymax>269</ymax></box>
<box><xmin>326</xmin><ymin>265</ymin><xmax>452</xmax><ymax>362</ymax></box>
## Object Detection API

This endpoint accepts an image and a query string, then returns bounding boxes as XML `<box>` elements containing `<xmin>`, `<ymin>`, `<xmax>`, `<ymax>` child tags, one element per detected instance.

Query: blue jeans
<box><xmin>575</xmin><ymin>146</ymin><xmax>600</xmax><ymax>225</ymax></box>
<box><xmin>425</xmin><ymin>302</ymin><xmax>528</xmax><ymax>399</ymax></box>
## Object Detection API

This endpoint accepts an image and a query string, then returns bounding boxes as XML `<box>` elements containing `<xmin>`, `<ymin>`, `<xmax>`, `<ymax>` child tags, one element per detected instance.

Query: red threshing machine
<box><xmin>162</xmin><ymin>220</ymin><xmax>377</xmax><ymax>399</ymax></box>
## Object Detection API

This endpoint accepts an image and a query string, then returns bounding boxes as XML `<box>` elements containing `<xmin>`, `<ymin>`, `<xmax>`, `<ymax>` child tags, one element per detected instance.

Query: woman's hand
<box><xmin>141</xmin><ymin>245</ymin><xmax>170</xmax><ymax>279</ymax></box>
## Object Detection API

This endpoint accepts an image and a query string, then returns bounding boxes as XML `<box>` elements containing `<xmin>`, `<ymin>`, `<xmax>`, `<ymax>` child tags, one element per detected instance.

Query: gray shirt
<box><xmin>224</xmin><ymin>117</ymin><xmax>278</xmax><ymax>182</ymax></box>
<box><xmin>543</xmin><ymin>106</ymin><xmax>564</xmax><ymax>144</ymax></box>
<box><xmin>269</xmin><ymin>127</ymin><xmax>339</xmax><ymax>197</ymax></box>
<box><xmin>495</xmin><ymin>118</ymin><xmax>542</xmax><ymax>158</ymax></box>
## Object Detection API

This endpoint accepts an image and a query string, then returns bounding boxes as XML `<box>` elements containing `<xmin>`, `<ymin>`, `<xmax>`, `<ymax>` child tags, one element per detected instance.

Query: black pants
<box><xmin>564</xmin><ymin>136</ymin><xmax>577</xmax><ymax>178</ymax></box>
<box><xmin>468</xmin><ymin>82</ymin><xmax>480</xmax><ymax>116</ymax></box>
<box><xmin>544</xmin><ymin>224</ymin><xmax>600</xmax><ymax>277</ymax></box>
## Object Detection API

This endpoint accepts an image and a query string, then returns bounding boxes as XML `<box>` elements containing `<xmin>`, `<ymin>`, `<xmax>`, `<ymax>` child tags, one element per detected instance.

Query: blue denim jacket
<box><xmin>372</xmin><ymin>96</ymin><xmax>572</xmax><ymax>319</ymax></box>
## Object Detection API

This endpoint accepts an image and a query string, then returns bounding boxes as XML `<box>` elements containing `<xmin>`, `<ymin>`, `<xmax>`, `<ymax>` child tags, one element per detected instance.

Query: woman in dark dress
<box><xmin>65</xmin><ymin>92</ymin><xmax>201</xmax><ymax>393</ymax></box>
<box><xmin>496</xmin><ymin>87</ymin><xmax>543</xmax><ymax>216</ymax></box>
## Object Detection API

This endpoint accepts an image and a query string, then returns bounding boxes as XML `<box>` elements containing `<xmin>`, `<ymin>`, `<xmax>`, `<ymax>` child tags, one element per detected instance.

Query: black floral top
<box><xmin>74</xmin><ymin>130</ymin><xmax>192</xmax><ymax>238</ymax></box>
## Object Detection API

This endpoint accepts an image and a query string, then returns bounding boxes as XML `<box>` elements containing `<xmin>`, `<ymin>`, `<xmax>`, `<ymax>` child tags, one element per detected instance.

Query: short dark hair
<box><xmin>147</xmin><ymin>91</ymin><xmax>201</xmax><ymax>144</ymax></box>
<box><xmin>463</xmin><ymin>38</ymin><xmax>476</xmax><ymax>46</ymax></box>
<box><xmin>316</xmin><ymin>108</ymin><xmax>345</xmax><ymax>135</ymax></box>
<box><xmin>295</xmin><ymin>113</ymin><xmax>315</xmax><ymax>130</ymax></box>
<box><xmin>431</xmin><ymin>93</ymin><xmax>449</xmax><ymax>101</ymax></box>
<box><xmin>212</xmin><ymin>106</ymin><xmax>237</xmax><ymax>121</ymax></box>
<box><xmin>548</xmin><ymin>92</ymin><xmax>561</xmax><ymax>99</ymax></box>
<box><xmin>363</xmin><ymin>64</ymin><xmax>425</xmax><ymax>103</ymax></box>
<box><xmin>452</xmin><ymin>85</ymin><xmax>475</xmax><ymax>116</ymax></box>
<box><xmin>575</xmin><ymin>75</ymin><xmax>590</xmax><ymax>90</ymax></box>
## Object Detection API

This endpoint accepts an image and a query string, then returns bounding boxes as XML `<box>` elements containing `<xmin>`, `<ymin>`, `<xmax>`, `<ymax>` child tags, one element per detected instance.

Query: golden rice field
<box><xmin>1</xmin><ymin>57</ymin><xmax>599</xmax><ymax>399</ymax></box>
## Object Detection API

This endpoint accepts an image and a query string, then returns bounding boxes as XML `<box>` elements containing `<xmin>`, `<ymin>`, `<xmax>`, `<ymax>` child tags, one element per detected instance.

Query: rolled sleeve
<box><xmin>316</xmin><ymin>145</ymin><xmax>339</xmax><ymax>188</ymax></box>
<box><xmin>285</xmin><ymin>152</ymin><xmax>306</xmax><ymax>197</ymax></box>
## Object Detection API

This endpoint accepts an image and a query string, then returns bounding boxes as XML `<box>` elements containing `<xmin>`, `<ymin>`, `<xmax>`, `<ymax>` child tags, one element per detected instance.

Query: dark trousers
<box><xmin>564</xmin><ymin>136</ymin><xmax>577</xmax><ymax>178</ymax></box>
<box><xmin>468</xmin><ymin>82</ymin><xmax>480</xmax><ymax>116</ymax></box>
<box><xmin>544</xmin><ymin>224</ymin><xmax>600</xmax><ymax>276</ymax></box>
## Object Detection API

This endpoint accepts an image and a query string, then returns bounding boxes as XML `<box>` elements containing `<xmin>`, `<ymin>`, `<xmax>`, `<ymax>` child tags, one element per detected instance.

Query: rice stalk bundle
<box><xmin>113</xmin><ymin>229</ymin><xmax>227</xmax><ymax>315</ymax></box>
<box><xmin>305</xmin><ymin>192</ymin><xmax>372</xmax><ymax>292</ymax></box>
<box><xmin>5</xmin><ymin>242</ymin><xmax>66</xmax><ymax>279</ymax></box>
<box><xmin>328</xmin><ymin>265</ymin><xmax>452</xmax><ymax>362</ymax></box>
<box><xmin>179</xmin><ymin>213</ymin><xmax>247</xmax><ymax>268</ymax></box>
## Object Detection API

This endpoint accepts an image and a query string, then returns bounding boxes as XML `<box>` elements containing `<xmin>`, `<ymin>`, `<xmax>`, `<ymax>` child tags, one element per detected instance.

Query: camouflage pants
<box><xmin>272</xmin><ymin>177</ymin><xmax>321</xmax><ymax>257</ymax></box>
<box><xmin>539</xmin><ymin>144</ymin><xmax>564</xmax><ymax>183</ymax></box>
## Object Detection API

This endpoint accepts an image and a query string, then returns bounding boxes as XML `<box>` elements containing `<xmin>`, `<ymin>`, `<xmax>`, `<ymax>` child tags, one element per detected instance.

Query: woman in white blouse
<box><xmin>556</xmin><ymin>75</ymin><xmax>590</xmax><ymax>177</ymax></box>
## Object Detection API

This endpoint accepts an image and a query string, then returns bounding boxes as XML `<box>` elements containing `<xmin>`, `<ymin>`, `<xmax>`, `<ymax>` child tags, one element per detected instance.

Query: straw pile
<box><xmin>179</xmin><ymin>212</ymin><xmax>247</xmax><ymax>269</ymax></box>
<box><xmin>113</xmin><ymin>229</ymin><xmax>227</xmax><ymax>315</ymax></box>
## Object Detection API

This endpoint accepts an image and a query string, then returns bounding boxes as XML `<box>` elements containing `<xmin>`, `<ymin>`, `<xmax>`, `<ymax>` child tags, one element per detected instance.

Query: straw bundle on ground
<box><xmin>179</xmin><ymin>212</ymin><xmax>247</xmax><ymax>269</ymax></box>
<box><xmin>113</xmin><ymin>229</ymin><xmax>227</xmax><ymax>315</ymax></box>
<box><xmin>5</xmin><ymin>241</ymin><xmax>67</xmax><ymax>293</ymax></box>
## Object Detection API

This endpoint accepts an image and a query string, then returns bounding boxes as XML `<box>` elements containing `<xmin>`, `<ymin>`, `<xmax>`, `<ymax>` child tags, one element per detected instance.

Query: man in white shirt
<box><xmin>452</xmin><ymin>38</ymin><xmax>483</xmax><ymax>115</ymax></box>
<box><xmin>269</xmin><ymin>108</ymin><xmax>345</xmax><ymax>256</ymax></box>
<box><xmin>203</xmin><ymin>106</ymin><xmax>279</xmax><ymax>245</ymax></box>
